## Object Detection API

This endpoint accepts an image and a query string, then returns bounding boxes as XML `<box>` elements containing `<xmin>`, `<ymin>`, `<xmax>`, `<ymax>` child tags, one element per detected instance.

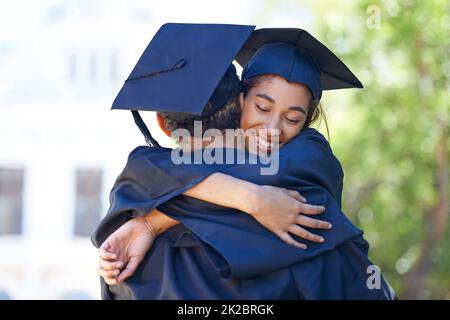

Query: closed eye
<box><xmin>255</xmin><ymin>104</ymin><xmax>270</xmax><ymax>112</ymax></box>
<box><xmin>286</xmin><ymin>118</ymin><xmax>301</xmax><ymax>124</ymax></box>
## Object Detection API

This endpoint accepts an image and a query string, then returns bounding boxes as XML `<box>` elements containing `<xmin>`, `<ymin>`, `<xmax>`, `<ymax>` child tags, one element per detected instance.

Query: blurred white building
<box><xmin>0</xmin><ymin>0</ymin><xmax>174</xmax><ymax>299</ymax></box>
<box><xmin>0</xmin><ymin>0</ymin><xmax>314</xmax><ymax>299</ymax></box>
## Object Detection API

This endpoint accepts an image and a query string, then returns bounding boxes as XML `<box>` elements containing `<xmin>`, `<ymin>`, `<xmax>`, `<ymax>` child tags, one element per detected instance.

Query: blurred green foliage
<box><xmin>261</xmin><ymin>0</ymin><xmax>449</xmax><ymax>299</ymax></box>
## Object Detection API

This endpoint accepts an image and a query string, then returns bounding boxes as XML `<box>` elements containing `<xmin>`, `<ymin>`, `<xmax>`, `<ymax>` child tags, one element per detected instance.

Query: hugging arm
<box><xmin>98</xmin><ymin>172</ymin><xmax>329</xmax><ymax>285</ymax></box>
<box><xmin>96</xmin><ymin>129</ymin><xmax>338</xmax><ymax>284</ymax></box>
<box><xmin>145</xmin><ymin>129</ymin><xmax>336</xmax><ymax>246</ymax></box>
<box><xmin>172</xmin><ymin>172</ymin><xmax>330</xmax><ymax>246</ymax></box>
<box><xmin>93</xmin><ymin>143</ymin><xmax>329</xmax><ymax>248</ymax></box>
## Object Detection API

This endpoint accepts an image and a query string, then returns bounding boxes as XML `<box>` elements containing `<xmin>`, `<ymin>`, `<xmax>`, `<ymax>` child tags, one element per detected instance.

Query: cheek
<box><xmin>280</xmin><ymin>123</ymin><xmax>304</xmax><ymax>143</ymax></box>
<box><xmin>239</xmin><ymin>101</ymin><xmax>258</xmax><ymax>130</ymax></box>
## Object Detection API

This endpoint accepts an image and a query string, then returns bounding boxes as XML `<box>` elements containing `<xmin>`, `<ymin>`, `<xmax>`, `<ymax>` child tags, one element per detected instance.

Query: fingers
<box><xmin>288</xmin><ymin>225</ymin><xmax>325</xmax><ymax>243</ymax></box>
<box><xmin>278</xmin><ymin>232</ymin><xmax>307</xmax><ymax>250</ymax></box>
<box><xmin>99</xmin><ymin>258</ymin><xmax>123</xmax><ymax>271</ymax></box>
<box><xmin>285</xmin><ymin>189</ymin><xmax>307</xmax><ymax>203</ymax></box>
<box><xmin>98</xmin><ymin>257</ymin><xmax>124</xmax><ymax>286</ymax></box>
<box><xmin>297</xmin><ymin>203</ymin><xmax>325</xmax><ymax>215</ymax></box>
<box><xmin>103</xmin><ymin>275</ymin><xmax>118</xmax><ymax>286</ymax></box>
<box><xmin>98</xmin><ymin>266</ymin><xmax>120</xmax><ymax>280</ymax></box>
<box><xmin>99</xmin><ymin>246</ymin><xmax>117</xmax><ymax>260</ymax></box>
<box><xmin>296</xmin><ymin>215</ymin><xmax>332</xmax><ymax>230</ymax></box>
<box><xmin>98</xmin><ymin>265</ymin><xmax>121</xmax><ymax>285</ymax></box>
<box><xmin>117</xmin><ymin>256</ymin><xmax>142</xmax><ymax>283</ymax></box>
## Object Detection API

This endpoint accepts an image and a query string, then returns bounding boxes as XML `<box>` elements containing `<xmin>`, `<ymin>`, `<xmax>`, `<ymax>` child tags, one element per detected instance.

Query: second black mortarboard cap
<box><xmin>236</xmin><ymin>28</ymin><xmax>363</xmax><ymax>100</ymax></box>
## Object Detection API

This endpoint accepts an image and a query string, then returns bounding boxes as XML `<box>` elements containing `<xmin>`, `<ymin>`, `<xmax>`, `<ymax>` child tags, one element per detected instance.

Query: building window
<box><xmin>74</xmin><ymin>168</ymin><xmax>102</xmax><ymax>237</ymax></box>
<box><xmin>0</xmin><ymin>168</ymin><xmax>24</xmax><ymax>235</ymax></box>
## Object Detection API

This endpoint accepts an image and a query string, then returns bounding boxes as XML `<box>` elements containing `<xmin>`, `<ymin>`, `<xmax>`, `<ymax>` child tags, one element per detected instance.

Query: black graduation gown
<box><xmin>91</xmin><ymin>128</ymin><xmax>396</xmax><ymax>300</ymax></box>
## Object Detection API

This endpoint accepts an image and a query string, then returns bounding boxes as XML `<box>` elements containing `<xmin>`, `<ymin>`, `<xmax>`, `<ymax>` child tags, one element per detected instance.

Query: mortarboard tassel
<box><xmin>127</xmin><ymin>59</ymin><xmax>187</xmax><ymax>147</ymax></box>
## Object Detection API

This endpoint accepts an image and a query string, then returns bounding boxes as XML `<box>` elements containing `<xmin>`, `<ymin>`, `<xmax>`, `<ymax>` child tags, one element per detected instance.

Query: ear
<box><xmin>156</xmin><ymin>113</ymin><xmax>171</xmax><ymax>138</ymax></box>
<box><xmin>239</xmin><ymin>92</ymin><xmax>245</xmax><ymax>111</ymax></box>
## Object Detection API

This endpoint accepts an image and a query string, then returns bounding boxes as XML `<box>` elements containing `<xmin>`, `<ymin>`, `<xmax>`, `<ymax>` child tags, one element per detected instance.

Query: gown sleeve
<box><xmin>91</xmin><ymin>145</ymin><xmax>217</xmax><ymax>248</ymax></box>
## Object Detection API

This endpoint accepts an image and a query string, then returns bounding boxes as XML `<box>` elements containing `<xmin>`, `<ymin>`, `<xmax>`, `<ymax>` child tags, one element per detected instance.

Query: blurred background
<box><xmin>0</xmin><ymin>0</ymin><xmax>448</xmax><ymax>299</ymax></box>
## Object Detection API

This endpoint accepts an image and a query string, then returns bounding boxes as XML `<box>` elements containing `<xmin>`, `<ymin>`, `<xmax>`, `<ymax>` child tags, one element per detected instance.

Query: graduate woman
<box><xmin>93</xmin><ymin>24</ymin><xmax>396</xmax><ymax>299</ymax></box>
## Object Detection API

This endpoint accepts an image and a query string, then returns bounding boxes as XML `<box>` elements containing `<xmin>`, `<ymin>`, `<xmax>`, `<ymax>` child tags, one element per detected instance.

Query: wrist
<box><xmin>143</xmin><ymin>209</ymin><xmax>178</xmax><ymax>235</ymax></box>
<box><xmin>142</xmin><ymin>214</ymin><xmax>161</xmax><ymax>235</ymax></box>
<box><xmin>240</xmin><ymin>182</ymin><xmax>261</xmax><ymax>216</ymax></box>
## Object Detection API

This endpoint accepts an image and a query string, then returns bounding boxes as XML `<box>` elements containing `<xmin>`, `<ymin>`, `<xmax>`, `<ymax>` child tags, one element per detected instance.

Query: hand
<box><xmin>248</xmin><ymin>185</ymin><xmax>331</xmax><ymax>249</ymax></box>
<box><xmin>98</xmin><ymin>216</ymin><xmax>156</xmax><ymax>285</ymax></box>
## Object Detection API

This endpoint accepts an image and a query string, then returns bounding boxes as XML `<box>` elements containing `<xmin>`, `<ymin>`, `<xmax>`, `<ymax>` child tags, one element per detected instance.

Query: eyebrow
<box><xmin>288</xmin><ymin>106</ymin><xmax>306</xmax><ymax>114</ymax></box>
<box><xmin>256</xmin><ymin>93</ymin><xmax>275</xmax><ymax>103</ymax></box>
<box><xmin>255</xmin><ymin>93</ymin><xmax>306</xmax><ymax>114</ymax></box>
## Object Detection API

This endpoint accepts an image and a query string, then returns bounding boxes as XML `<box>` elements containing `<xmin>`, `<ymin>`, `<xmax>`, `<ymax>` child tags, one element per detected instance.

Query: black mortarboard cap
<box><xmin>112</xmin><ymin>23</ymin><xmax>255</xmax><ymax>146</ymax></box>
<box><xmin>236</xmin><ymin>28</ymin><xmax>363</xmax><ymax>100</ymax></box>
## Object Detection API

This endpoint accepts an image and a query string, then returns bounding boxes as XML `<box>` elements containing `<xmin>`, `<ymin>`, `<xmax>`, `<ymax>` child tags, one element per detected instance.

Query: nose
<box><xmin>263</xmin><ymin>114</ymin><xmax>281</xmax><ymax>130</ymax></box>
<box><xmin>261</xmin><ymin>115</ymin><xmax>282</xmax><ymax>140</ymax></box>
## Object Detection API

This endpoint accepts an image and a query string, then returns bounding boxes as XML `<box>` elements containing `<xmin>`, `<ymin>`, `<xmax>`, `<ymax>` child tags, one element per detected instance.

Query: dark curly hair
<box><xmin>159</xmin><ymin>89</ymin><xmax>241</xmax><ymax>136</ymax></box>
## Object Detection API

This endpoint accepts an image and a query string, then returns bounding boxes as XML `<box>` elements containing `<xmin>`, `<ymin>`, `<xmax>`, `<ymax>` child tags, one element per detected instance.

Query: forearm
<box><xmin>183</xmin><ymin>172</ymin><xmax>259</xmax><ymax>214</ymax></box>
<box><xmin>144</xmin><ymin>208</ymin><xmax>179</xmax><ymax>235</ymax></box>
<box><xmin>141</xmin><ymin>173</ymin><xmax>259</xmax><ymax>236</ymax></box>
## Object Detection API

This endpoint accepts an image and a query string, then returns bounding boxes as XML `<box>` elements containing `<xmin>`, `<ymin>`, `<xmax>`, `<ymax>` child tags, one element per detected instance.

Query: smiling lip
<box><xmin>254</xmin><ymin>134</ymin><xmax>275</xmax><ymax>152</ymax></box>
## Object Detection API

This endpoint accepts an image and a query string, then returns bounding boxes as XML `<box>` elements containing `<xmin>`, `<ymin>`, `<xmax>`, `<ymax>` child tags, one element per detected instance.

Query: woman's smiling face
<box><xmin>239</xmin><ymin>75</ymin><xmax>312</xmax><ymax>153</ymax></box>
